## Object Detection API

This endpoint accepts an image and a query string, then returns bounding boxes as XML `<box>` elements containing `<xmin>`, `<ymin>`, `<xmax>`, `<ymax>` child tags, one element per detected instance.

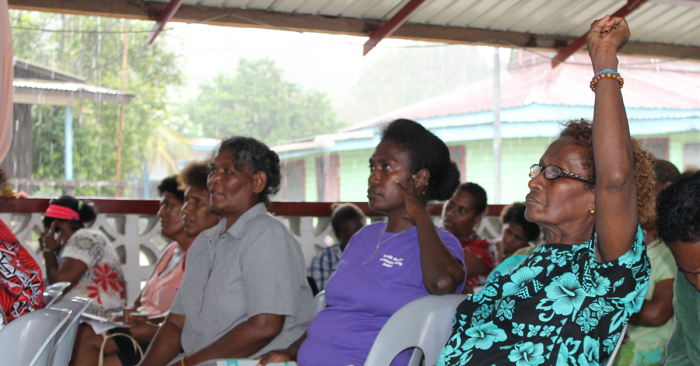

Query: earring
<box><xmin>590</xmin><ymin>209</ymin><xmax>595</xmax><ymax>215</ymax></box>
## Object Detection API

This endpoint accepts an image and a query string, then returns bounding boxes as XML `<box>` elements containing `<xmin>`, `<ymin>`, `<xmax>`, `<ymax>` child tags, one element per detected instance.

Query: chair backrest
<box><xmin>364</xmin><ymin>294</ymin><xmax>470</xmax><ymax>366</ymax></box>
<box><xmin>0</xmin><ymin>302</ymin><xmax>7</xmax><ymax>329</ymax></box>
<box><xmin>43</xmin><ymin>282</ymin><xmax>72</xmax><ymax>308</ymax></box>
<box><xmin>605</xmin><ymin>324</ymin><xmax>627</xmax><ymax>366</ymax></box>
<box><xmin>0</xmin><ymin>308</ymin><xmax>71</xmax><ymax>366</ymax></box>
<box><xmin>313</xmin><ymin>291</ymin><xmax>326</xmax><ymax>315</ymax></box>
<box><xmin>49</xmin><ymin>297</ymin><xmax>93</xmax><ymax>366</ymax></box>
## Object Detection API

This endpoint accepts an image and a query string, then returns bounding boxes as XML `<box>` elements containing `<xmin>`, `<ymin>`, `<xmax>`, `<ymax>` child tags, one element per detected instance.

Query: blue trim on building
<box><xmin>330</xmin><ymin>104</ymin><xmax>700</xmax><ymax>152</ymax></box>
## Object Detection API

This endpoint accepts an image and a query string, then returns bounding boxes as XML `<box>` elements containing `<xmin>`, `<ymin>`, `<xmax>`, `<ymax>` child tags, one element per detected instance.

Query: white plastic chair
<box><xmin>0</xmin><ymin>302</ymin><xmax>7</xmax><ymax>329</ymax></box>
<box><xmin>49</xmin><ymin>296</ymin><xmax>93</xmax><ymax>366</ymax></box>
<box><xmin>605</xmin><ymin>324</ymin><xmax>627</xmax><ymax>366</ymax></box>
<box><xmin>364</xmin><ymin>294</ymin><xmax>470</xmax><ymax>366</ymax></box>
<box><xmin>43</xmin><ymin>282</ymin><xmax>72</xmax><ymax>308</ymax></box>
<box><xmin>0</xmin><ymin>308</ymin><xmax>71</xmax><ymax>366</ymax></box>
<box><xmin>313</xmin><ymin>291</ymin><xmax>326</xmax><ymax>315</ymax></box>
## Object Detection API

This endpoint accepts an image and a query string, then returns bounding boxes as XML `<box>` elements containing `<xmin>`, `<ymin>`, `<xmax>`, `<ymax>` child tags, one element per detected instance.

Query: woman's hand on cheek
<box><xmin>396</xmin><ymin>176</ymin><xmax>429</xmax><ymax>225</ymax></box>
<box><xmin>44</xmin><ymin>221</ymin><xmax>62</xmax><ymax>250</ymax></box>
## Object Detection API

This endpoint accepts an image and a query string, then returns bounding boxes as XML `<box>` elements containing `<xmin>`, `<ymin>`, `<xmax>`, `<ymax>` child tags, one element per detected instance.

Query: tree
<box><xmin>168</xmin><ymin>59</ymin><xmax>344</xmax><ymax>143</ymax></box>
<box><xmin>11</xmin><ymin>11</ymin><xmax>184</xmax><ymax>196</ymax></box>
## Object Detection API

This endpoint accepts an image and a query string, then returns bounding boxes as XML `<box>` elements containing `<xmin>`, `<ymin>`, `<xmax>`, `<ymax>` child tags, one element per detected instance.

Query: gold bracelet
<box><xmin>181</xmin><ymin>355</ymin><xmax>188</xmax><ymax>366</ymax></box>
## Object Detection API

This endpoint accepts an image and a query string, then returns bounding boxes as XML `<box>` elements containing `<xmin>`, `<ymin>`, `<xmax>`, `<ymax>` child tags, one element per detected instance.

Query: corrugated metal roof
<box><xmin>343</xmin><ymin>52</ymin><xmax>700</xmax><ymax>131</ymax></box>
<box><xmin>13</xmin><ymin>79</ymin><xmax>129</xmax><ymax>95</ymax></box>
<box><xmin>12</xmin><ymin>79</ymin><xmax>135</xmax><ymax>104</ymax></box>
<box><xmin>168</xmin><ymin>0</ymin><xmax>700</xmax><ymax>48</ymax></box>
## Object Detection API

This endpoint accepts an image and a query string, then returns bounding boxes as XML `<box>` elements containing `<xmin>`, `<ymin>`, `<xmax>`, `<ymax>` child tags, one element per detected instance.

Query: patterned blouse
<box><xmin>0</xmin><ymin>219</ymin><xmax>45</xmax><ymax>323</ymax></box>
<box><xmin>61</xmin><ymin>228</ymin><xmax>126</xmax><ymax>317</ymax></box>
<box><xmin>461</xmin><ymin>232</ymin><xmax>498</xmax><ymax>287</ymax></box>
<box><xmin>438</xmin><ymin>225</ymin><xmax>650</xmax><ymax>366</ymax></box>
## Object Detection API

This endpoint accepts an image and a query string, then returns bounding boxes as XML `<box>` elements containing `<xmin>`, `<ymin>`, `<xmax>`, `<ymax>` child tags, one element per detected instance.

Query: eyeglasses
<box><xmin>529</xmin><ymin>164</ymin><xmax>595</xmax><ymax>185</ymax></box>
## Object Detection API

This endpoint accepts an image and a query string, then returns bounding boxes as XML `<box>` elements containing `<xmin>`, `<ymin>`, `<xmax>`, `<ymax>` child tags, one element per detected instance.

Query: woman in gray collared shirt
<box><xmin>140</xmin><ymin>137</ymin><xmax>313</xmax><ymax>366</ymax></box>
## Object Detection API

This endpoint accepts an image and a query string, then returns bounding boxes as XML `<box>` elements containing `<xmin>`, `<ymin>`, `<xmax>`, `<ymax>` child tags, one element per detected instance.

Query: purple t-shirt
<box><xmin>297</xmin><ymin>222</ymin><xmax>465</xmax><ymax>366</ymax></box>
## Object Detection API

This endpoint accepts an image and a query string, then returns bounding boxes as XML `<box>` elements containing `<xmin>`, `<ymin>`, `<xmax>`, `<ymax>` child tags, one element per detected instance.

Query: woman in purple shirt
<box><xmin>258</xmin><ymin>119</ymin><xmax>466</xmax><ymax>366</ymax></box>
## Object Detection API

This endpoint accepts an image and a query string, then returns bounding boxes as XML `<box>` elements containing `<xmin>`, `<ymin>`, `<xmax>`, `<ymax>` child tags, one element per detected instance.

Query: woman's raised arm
<box><xmin>587</xmin><ymin>15</ymin><xmax>638</xmax><ymax>261</ymax></box>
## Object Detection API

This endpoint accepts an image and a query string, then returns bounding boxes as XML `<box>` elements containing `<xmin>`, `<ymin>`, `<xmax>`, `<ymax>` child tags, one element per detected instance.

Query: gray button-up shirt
<box><xmin>170</xmin><ymin>203</ymin><xmax>313</xmax><ymax>362</ymax></box>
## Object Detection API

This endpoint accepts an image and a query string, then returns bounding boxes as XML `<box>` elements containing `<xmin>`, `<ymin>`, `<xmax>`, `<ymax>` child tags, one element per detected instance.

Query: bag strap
<box><xmin>98</xmin><ymin>331</ymin><xmax>144</xmax><ymax>366</ymax></box>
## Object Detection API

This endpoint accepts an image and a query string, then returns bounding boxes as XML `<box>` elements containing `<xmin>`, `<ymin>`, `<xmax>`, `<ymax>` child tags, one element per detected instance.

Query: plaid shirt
<box><xmin>307</xmin><ymin>244</ymin><xmax>343</xmax><ymax>292</ymax></box>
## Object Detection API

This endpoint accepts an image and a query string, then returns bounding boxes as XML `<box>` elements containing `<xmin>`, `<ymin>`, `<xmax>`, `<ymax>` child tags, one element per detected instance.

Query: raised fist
<box><xmin>586</xmin><ymin>15</ymin><xmax>631</xmax><ymax>57</ymax></box>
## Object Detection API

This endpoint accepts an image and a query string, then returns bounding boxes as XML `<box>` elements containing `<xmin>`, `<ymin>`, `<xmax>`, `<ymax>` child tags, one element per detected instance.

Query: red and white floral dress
<box><xmin>461</xmin><ymin>231</ymin><xmax>498</xmax><ymax>287</ymax></box>
<box><xmin>0</xmin><ymin>219</ymin><xmax>45</xmax><ymax>324</ymax></box>
<box><xmin>61</xmin><ymin>228</ymin><xmax>125</xmax><ymax>317</ymax></box>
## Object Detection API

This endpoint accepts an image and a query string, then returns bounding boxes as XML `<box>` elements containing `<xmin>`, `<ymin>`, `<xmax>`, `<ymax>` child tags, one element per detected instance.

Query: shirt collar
<box><xmin>219</xmin><ymin>202</ymin><xmax>268</xmax><ymax>239</ymax></box>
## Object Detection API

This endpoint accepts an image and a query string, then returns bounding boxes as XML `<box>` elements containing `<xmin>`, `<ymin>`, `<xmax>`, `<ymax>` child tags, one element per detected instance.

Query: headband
<box><xmin>45</xmin><ymin>204</ymin><xmax>81</xmax><ymax>222</ymax></box>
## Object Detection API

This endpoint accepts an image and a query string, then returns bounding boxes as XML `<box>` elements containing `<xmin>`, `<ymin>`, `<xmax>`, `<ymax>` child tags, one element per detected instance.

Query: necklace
<box><xmin>361</xmin><ymin>228</ymin><xmax>408</xmax><ymax>266</ymax></box>
<box><xmin>648</xmin><ymin>238</ymin><xmax>663</xmax><ymax>249</ymax></box>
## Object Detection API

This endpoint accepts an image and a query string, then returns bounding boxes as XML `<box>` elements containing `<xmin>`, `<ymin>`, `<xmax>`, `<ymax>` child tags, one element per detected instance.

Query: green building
<box><xmin>272</xmin><ymin>54</ymin><xmax>700</xmax><ymax>204</ymax></box>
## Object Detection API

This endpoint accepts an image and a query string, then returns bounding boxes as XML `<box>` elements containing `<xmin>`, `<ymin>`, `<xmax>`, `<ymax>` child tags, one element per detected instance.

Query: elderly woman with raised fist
<box><xmin>437</xmin><ymin>15</ymin><xmax>655</xmax><ymax>366</ymax></box>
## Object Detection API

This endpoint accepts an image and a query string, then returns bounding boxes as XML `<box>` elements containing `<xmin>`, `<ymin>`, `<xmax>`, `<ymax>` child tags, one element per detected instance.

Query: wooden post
<box><xmin>0</xmin><ymin>104</ymin><xmax>33</xmax><ymax>194</ymax></box>
<box><xmin>115</xmin><ymin>20</ymin><xmax>128</xmax><ymax>197</ymax></box>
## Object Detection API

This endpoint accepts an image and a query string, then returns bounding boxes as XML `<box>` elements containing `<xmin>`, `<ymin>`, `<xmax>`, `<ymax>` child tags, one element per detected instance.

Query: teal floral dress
<box><xmin>437</xmin><ymin>225</ymin><xmax>650</xmax><ymax>366</ymax></box>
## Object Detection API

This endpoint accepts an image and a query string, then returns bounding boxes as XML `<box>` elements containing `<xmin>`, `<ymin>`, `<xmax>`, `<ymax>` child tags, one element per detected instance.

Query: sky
<box><xmin>165</xmin><ymin>22</ymin><xmax>429</xmax><ymax>102</ymax></box>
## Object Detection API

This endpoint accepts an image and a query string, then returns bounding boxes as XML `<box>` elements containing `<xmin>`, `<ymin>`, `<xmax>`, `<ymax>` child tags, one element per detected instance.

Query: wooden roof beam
<box><xmin>8</xmin><ymin>0</ymin><xmax>700</xmax><ymax>61</ymax></box>
<box><xmin>147</xmin><ymin>0</ymin><xmax>182</xmax><ymax>44</ymax></box>
<box><xmin>363</xmin><ymin>0</ymin><xmax>427</xmax><ymax>56</ymax></box>
<box><xmin>551</xmin><ymin>0</ymin><xmax>648</xmax><ymax>68</ymax></box>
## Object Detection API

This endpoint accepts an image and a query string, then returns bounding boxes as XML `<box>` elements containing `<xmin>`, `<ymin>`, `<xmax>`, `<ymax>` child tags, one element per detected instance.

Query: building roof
<box><xmin>12</xmin><ymin>79</ymin><xmax>134</xmax><ymax>106</ymax></box>
<box><xmin>173</xmin><ymin>0</ymin><xmax>700</xmax><ymax>48</ymax></box>
<box><xmin>344</xmin><ymin>53</ymin><xmax>700</xmax><ymax>132</ymax></box>
<box><xmin>11</xmin><ymin>58</ymin><xmax>135</xmax><ymax>106</ymax></box>
<box><xmin>10</xmin><ymin>0</ymin><xmax>700</xmax><ymax>61</ymax></box>
<box><xmin>13</xmin><ymin>58</ymin><xmax>86</xmax><ymax>83</ymax></box>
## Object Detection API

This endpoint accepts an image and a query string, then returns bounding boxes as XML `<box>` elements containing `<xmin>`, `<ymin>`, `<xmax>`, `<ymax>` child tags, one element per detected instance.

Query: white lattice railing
<box><xmin>0</xmin><ymin>199</ymin><xmax>504</xmax><ymax>303</ymax></box>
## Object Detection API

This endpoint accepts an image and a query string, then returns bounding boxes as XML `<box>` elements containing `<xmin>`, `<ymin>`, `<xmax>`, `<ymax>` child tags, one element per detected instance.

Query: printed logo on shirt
<box><xmin>380</xmin><ymin>254</ymin><xmax>403</xmax><ymax>268</ymax></box>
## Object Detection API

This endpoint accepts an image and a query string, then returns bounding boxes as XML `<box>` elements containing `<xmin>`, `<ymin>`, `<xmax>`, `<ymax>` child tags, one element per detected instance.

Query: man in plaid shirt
<box><xmin>307</xmin><ymin>204</ymin><xmax>365</xmax><ymax>291</ymax></box>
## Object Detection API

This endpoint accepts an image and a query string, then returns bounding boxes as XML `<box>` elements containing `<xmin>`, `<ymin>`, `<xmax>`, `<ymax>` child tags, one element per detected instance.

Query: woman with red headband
<box><xmin>40</xmin><ymin>196</ymin><xmax>126</xmax><ymax>317</ymax></box>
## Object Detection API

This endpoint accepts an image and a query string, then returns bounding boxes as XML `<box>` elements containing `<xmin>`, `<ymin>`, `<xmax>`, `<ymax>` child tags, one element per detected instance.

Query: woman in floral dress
<box><xmin>41</xmin><ymin>196</ymin><xmax>125</xmax><ymax>317</ymax></box>
<box><xmin>437</xmin><ymin>15</ymin><xmax>655</xmax><ymax>366</ymax></box>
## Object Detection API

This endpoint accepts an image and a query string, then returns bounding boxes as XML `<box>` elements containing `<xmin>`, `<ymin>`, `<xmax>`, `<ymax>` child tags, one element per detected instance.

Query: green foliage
<box><xmin>167</xmin><ymin>59</ymin><xmax>344</xmax><ymax>143</ymax></box>
<box><xmin>11</xmin><ymin>11</ymin><xmax>184</xmax><ymax>196</ymax></box>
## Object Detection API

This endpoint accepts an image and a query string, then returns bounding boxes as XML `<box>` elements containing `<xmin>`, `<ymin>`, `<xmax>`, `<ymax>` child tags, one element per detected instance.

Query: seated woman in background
<box><xmin>484</xmin><ymin>202</ymin><xmax>542</xmax><ymax>284</ymax></box>
<box><xmin>498</xmin><ymin>202</ymin><xmax>542</xmax><ymax>260</ymax></box>
<box><xmin>442</xmin><ymin>182</ymin><xmax>497</xmax><ymax>292</ymax></box>
<box><xmin>40</xmin><ymin>196</ymin><xmax>125</xmax><ymax>317</ymax></box>
<box><xmin>0</xmin><ymin>167</ymin><xmax>44</xmax><ymax>325</ymax></box>
<box><xmin>139</xmin><ymin>137</ymin><xmax>313</xmax><ymax>366</ymax></box>
<box><xmin>258</xmin><ymin>119</ymin><xmax>466</xmax><ymax>366</ymax></box>
<box><xmin>656</xmin><ymin>170</ymin><xmax>700</xmax><ymax>366</ymax></box>
<box><xmin>613</xmin><ymin>159</ymin><xmax>680</xmax><ymax>366</ymax></box>
<box><xmin>308</xmin><ymin>202</ymin><xmax>365</xmax><ymax>292</ymax></box>
<box><xmin>70</xmin><ymin>167</ymin><xmax>221</xmax><ymax>366</ymax></box>
<box><xmin>438</xmin><ymin>16</ymin><xmax>654</xmax><ymax>366</ymax></box>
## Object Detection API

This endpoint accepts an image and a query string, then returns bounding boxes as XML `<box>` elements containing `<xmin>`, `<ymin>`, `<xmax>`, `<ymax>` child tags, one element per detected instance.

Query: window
<box><xmin>280</xmin><ymin>161</ymin><xmax>305</xmax><ymax>201</ymax></box>
<box><xmin>684</xmin><ymin>143</ymin><xmax>700</xmax><ymax>170</ymax></box>
<box><xmin>449</xmin><ymin>145</ymin><xmax>466</xmax><ymax>181</ymax></box>
<box><xmin>316</xmin><ymin>154</ymin><xmax>340</xmax><ymax>202</ymax></box>
<box><xmin>640</xmin><ymin>138</ymin><xmax>669</xmax><ymax>160</ymax></box>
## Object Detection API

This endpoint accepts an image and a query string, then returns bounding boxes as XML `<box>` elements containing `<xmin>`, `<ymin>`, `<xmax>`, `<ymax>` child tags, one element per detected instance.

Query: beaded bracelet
<box><xmin>590</xmin><ymin>69</ymin><xmax>624</xmax><ymax>91</ymax></box>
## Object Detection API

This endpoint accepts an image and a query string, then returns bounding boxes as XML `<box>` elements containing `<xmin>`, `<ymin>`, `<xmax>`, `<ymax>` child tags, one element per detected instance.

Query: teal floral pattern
<box><xmin>437</xmin><ymin>225</ymin><xmax>650</xmax><ymax>366</ymax></box>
